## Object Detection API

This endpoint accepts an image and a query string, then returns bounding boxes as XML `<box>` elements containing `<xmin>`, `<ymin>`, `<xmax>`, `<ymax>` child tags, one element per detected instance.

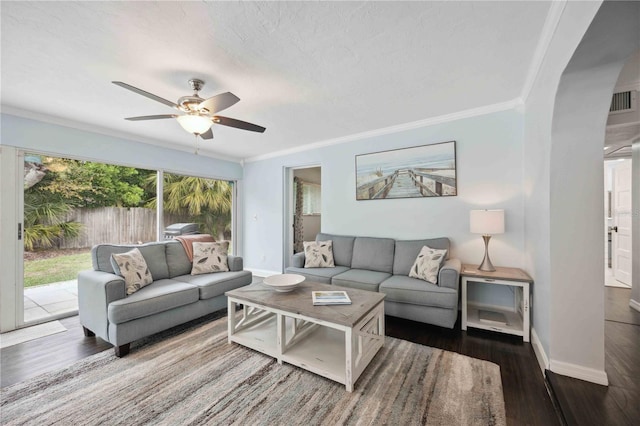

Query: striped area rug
<box><xmin>1</xmin><ymin>314</ymin><xmax>505</xmax><ymax>425</ymax></box>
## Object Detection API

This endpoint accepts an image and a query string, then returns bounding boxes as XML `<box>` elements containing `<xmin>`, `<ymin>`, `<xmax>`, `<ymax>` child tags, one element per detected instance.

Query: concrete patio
<box><xmin>24</xmin><ymin>280</ymin><xmax>78</xmax><ymax>323</ymax></box>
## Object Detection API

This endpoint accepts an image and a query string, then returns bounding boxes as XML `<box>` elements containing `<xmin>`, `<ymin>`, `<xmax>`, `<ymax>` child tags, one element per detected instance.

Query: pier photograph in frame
<box><xmin>355</xmin><ymin>141</ymin><xmax>457</xmax><ymax>200</ymax></box>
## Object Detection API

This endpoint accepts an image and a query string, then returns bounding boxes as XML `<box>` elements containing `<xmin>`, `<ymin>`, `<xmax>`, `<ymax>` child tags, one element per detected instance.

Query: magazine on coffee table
<box><xmin>312</xmin><ymin>290</ymin><xmax>352</xmax><ymax>305</ymax></box>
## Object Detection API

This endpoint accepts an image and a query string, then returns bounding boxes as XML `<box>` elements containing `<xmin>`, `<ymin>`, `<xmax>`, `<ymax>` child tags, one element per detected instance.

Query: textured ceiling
<box><xmin>1</xmin><ymin>1</ymin><xmax>553</xmax><ymax>161</ymax></box>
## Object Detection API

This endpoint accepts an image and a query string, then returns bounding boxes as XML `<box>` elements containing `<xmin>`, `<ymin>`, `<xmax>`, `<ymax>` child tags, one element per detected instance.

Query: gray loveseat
<box><xmin>285</xmin><ymin>233</ymin><xmax>461</xmax><ymax>328</ymax></box>
<box><xmin>78</xmin><ymin>240</ymin><xmax>252</xmax><ymax>356</ymax></box>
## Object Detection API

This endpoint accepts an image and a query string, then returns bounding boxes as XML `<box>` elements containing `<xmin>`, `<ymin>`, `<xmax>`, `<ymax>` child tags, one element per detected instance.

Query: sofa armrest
<box><xmin>227</xmin><ymin>255</ymin><xmax>243</xmax><ymax>272</ymax></box>
<box><xmin>291</xmin><ymin>252</ymin><xmax>306</xmax><ymax>268</ymax></box>
<box><xmin>78</xmin><ymin>270</ymin><xmax>127</xmax><ymax>342</ymax></box>
<box><xmin>438</xmin><ymin>258</ymin><xmax>461</xmax><ymax>291</ymax></box>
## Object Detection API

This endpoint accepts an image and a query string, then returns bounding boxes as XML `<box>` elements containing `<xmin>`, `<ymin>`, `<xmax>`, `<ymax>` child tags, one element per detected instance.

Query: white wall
<box><xmin>244</xmin><ymin>109</ymin><xmax>526</xmax><ymax>292</ymax></box>
<box><xmin>0</xmin><ymin>114</ymin><xmax>243</xmax><ymax>180</ymax></box>
<box><xmin>524</xmin><ymin>0</ymin><xmax>640</xmax><ymax>384</ymax></box>
<box><xmin>522</xmin><ymin>0</ymin><xmax>601</xmax><ymax>371</ymax></box>
<box><xmin>550</xmin><ymin>0</ymin><xmax>639</xmax><ymax>385</ymax></box>
<box><xmin>301</xmin><ymin>215</ymin><xmax>321</xmax><ymax>242</ymax></box>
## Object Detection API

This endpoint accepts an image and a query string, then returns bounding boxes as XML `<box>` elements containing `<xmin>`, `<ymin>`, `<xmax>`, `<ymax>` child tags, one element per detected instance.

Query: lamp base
<box><xmin>477</xmin><ymin>235</ymin><xmax>496</xmax><ymax>272</ymax></box>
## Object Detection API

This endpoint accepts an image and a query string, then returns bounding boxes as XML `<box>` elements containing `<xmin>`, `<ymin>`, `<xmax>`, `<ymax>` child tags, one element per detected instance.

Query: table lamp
<box><xmin>470</xmin><ymin>209</ymin><xmax>505</xmax><ymax>272</ymax></box>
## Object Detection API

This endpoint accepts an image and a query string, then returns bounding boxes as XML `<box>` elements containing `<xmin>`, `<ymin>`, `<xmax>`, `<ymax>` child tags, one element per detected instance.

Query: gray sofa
<box><xmin>285</xmin><ymin>233</ymin><xmax>461</xmax><ymax>328</ymax></box>
<box><xmin>78</xmin><ymin>240</ymin><xmax>252</xmax><ymax>356</ymax></box>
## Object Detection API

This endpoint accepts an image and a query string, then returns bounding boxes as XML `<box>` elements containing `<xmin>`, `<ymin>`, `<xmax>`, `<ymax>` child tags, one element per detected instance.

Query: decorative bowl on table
<box><xmin>262</xmin><ymin>274</ymin><xmax>305</xmax><ymax>292</ymax></box>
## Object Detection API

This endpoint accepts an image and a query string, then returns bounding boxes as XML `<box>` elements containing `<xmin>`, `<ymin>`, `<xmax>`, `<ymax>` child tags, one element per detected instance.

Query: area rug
<box><xmin>1</xmin><ymin>315</ymin><xmax>506</xmax><ymax>426</ymax></box>
<box><xmin>0</xmin><ymin>321</ymin><xmax>66</xmax><ymax>349</ymax></box>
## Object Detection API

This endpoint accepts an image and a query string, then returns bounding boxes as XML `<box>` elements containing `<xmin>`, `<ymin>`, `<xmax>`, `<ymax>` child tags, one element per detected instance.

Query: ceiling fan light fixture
<box><xmin>177</xmin><ymin>114</ymin><xmax>212</xmax><ymax>135</ymax></box>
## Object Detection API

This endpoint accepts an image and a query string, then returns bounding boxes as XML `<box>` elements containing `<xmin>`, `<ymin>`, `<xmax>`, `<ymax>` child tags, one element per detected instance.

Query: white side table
<box><xmin>461</xmin><ymin>264</ymin><xmax>532</xmax><ymax>342</ymax></box>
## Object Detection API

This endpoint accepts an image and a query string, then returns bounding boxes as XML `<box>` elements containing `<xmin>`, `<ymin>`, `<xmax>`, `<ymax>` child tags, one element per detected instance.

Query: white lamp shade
<box><xmin>177</xmin><ymin>114</ymin><xmax>213</xmax><ymax>134</ymax></box>
<box><xmin>470</xmin><ymin>209</ymin><xmax>505</xmax><ymax>235</ymax></box>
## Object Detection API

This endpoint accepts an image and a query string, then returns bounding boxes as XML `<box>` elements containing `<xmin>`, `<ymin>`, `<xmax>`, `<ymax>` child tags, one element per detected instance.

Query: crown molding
<box><xmin>0</xmin><ymin>105</ymin><xmax>243</xmax><ymax>164</ymax></box>
<box><xmin>244</xmin><ymin>98</ymin><xmax>523</xmax><ymax>163</ymax></box>
<box><xmin>520</xmin><ymin>0</ymin><xmax>567</xmax><ymax>103</ymax></box>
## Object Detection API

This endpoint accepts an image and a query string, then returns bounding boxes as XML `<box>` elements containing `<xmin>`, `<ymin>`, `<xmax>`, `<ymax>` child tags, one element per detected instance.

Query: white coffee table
<box><xmin>226</xmin><ymin>281</ymin><xmax>385</xmax><ymax>392</ymax></box>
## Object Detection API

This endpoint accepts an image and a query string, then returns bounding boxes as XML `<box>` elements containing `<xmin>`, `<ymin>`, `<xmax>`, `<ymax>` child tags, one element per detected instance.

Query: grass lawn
<box><xmin>24</xmin><ymin>252</ymin><xmax>92</xmax><ymax>288</ymax></box>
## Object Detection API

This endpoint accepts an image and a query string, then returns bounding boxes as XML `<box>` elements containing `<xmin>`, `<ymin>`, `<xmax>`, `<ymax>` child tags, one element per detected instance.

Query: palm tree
<box><xmin>147</xmin><ymin>174</ymin><xmax>233</xmax><ymax>240</ymax></box>
<box><xmin>23</xmin><ymin>190</ymin><xmax>82</xmax><ymax>251</ymax></box>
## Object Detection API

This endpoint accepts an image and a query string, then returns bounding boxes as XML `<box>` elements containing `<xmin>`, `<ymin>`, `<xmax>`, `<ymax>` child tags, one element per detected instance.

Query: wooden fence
<box><xmin>59</xmin><ymin>207</ymin><xmax>188</xmax><ymax>249</ymax></box>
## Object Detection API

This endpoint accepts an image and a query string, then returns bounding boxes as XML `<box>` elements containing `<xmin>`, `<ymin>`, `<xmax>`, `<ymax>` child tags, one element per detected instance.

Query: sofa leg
<box><xmin>114</xmin><ymin>343</ymin><xmax>130</xmax><ymax>357</ymax></box>
<box><xmin>82</xmin><ymin>326</ymin><xmax>95</xmax><ymax>337</ymax></box>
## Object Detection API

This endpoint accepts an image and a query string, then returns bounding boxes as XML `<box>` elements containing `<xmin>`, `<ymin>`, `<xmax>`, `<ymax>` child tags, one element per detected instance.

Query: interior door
<box><xmin>612</xmin><ymin>160</ymin><xmax>632</xmax><ymax>285</ymax></box>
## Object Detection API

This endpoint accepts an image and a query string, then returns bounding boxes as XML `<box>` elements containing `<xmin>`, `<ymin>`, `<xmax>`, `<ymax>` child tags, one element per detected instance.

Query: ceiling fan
<box><xmin>112</xmin><ymin>79</ymin><xmax>265</xmax><ymax>140</ymax></box>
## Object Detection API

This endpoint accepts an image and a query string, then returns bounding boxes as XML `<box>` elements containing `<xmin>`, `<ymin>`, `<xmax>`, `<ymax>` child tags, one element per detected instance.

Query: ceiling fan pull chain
<box><xmin>194</xmin><ymin>134</ymin><xmax>199</xmax><ymax>155</ymax></box>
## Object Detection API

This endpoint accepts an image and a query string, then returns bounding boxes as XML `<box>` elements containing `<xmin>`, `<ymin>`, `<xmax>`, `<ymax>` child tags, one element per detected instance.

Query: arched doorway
<box><xmin>548</xmin><ymin>1</ymin><xmax>639</xmax><ymax>384</ymax></box>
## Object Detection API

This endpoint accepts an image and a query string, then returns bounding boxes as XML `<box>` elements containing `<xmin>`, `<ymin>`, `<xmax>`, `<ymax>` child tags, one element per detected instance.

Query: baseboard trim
<box><xmin>246</xmin><ymin>268</ymin><xmax>281</xmax><ymax>277</ymax></box>
<box><xmin>531</xmin><ymin>327</ymin><xmax>550</xmax><ymax>374</ymax></box>
<box><xmin>549</xmin><ymin>359</ymin><xmax>609</xmax><ymax>386</ymax></box>
<box><xmin>630</xmin><ymin>298</ymin><xmax>640</xmax><ymax>313</ymax></box>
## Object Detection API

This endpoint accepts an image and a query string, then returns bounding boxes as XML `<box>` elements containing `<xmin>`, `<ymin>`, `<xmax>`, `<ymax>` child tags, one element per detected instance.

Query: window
<box><xmin>302</xmin><ymin>183</ymin><xmax>321</xmax><ymax>215</ymax></box>
<box><xmin>162</xmin><ymin>172</ymin><xmax>233</xmax><ymax>250</ymax></box>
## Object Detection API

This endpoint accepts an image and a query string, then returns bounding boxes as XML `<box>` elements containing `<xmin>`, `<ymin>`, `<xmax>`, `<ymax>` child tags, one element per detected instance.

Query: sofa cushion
<box><xmin>393</xmin><ymin>238</ymin><xmax>450</xmax><ymax>276</ymax></box>
<box><xmin>408</xmin><ymin>246</ymin><xmax>448</xmax><ymax>284</ymax></box>
<box><xmin>93</xmin><ymin>243</ymin><xmax>169</xmax><ymax>280</ymax></box>
<box><xmin>379</xmin><ymin>275</ymin><xmax>458</xmax><ymax>309</ymax></box>
<box><xmin>166</xmin><ymin>241</ymin><xmax>192</xmax><ymax>277</ymax></box>
<box><xmin>303</xmin><ymin>240</ymin><xmax>335</xmax><ymax>268</ymax></box>
<box><xmin>350</xmin><ymin>237</ymin><xmax>395</xmax><ymax>273</ymax></box>
<box><xmin>284</xmin><ymin>266</ymin><xmax>350</xmax><ymax>284</ymax></box>
<box><xmin>110</xmin><ymin>248</ymin><xmax>153</xmax><ymax>295</ymax></box>
<box><xmin>316</xmin><ymin>233</ymin><xmax>355</xmax><ymax>267</ymax></box>
<box><xmin>331</xmin><ymin>269</ymin><xmax>391</xmax><ymax>292</ymax></box>
<box><xmin>107</xmin><ymin>279</ymin><xmax>199</xmax><ymax>324</ymax></box>
<box><xmin>191</xmin><ymin>242</ymin><xmax>230</xmax><ymax>275</ymax></box>
<box><xmin>173</xmin><ymin>270</ymin><xmax>252</xmax><ymax>299</ymax></box>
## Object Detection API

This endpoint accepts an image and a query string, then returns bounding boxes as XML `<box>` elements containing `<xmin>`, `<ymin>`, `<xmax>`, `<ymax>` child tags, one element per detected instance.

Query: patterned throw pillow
<box><xmin>191</xmin><ymin>241</ymin><xmax>230</xmax><ymax>275</ymax></box>
<box><xmin>304</xmin><ymin>240</ymin><xmax>335</xmax><ymax>268</ymax></box>
<box><xmin>111</xmin><ymin>248</ymin><xmax>154</xmax><ymax>295</ymax></box>
<box><xmin>409</xmin><ymin>246</ymin><xmax>448</xmax><ymax>284</ymax></box>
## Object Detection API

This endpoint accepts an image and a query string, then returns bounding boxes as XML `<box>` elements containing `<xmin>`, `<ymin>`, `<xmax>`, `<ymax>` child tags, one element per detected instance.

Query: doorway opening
<box><xmin>604</xmin><ymin>159</ymin><xmax>633</xmax><ymax>288</ymax></box>
<box><xmin>283</xmin><ymin>165</ymin><xmax>322</xmax><ymax>270</ymax></box>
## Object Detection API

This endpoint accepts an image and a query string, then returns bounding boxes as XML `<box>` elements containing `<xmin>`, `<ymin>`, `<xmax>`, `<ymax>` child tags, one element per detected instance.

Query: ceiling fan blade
<box><xmin>213</xmin><ymin>116</ymin><xmax>266</xmax><ymax>133</ymax></box>
<box><xmin>198</xmin><ymin>92</ymin><xmax>240</xmax><ymax>114</ymax></box>
<box><xmin>112</xmin><ymin>81</ymin><xmax>179</xmax><ymax>109</ymax></box>
<box><xmin>200</xmin><ymin>128</ymin><xmax>214</xmax><ymax>140</ymax></box>
<box><xmin>124</xmin><ymin>114</ymin><xmax>178</xmax><ymax>121</ymax></box>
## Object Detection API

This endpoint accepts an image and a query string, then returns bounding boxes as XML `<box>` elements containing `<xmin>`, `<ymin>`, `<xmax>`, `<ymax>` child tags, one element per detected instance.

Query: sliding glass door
<box><xmin>21</xmin><ymin>153</ymin><xmax>156</xmax><ymax>325</ymax></box>
<box><xmin>0</xmin><ymin>149</ymin><xmax>236</xmax><ymax>332</ymax></box>
<box><xmin>161</xmin><ymin>172</ymin><xmax>234</xmax><ymax>249</ymax></box>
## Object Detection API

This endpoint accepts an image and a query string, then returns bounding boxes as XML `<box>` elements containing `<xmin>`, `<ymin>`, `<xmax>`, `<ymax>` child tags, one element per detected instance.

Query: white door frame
<box><xmin>0</xmin><ymin>146</ymin><xmax>25</xmax><ymax>332</ymax></box>
<box><xmin>282</xmin><ymin>163</ymin><xmax>321</xmax><ymax>271</ymax></box>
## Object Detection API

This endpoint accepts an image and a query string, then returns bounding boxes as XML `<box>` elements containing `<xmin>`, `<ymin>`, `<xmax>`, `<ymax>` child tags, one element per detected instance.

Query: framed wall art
<box><xmin>355</xmin><ymin>141</ymin><xmax>457</xmax><ymax>200</ymax></box>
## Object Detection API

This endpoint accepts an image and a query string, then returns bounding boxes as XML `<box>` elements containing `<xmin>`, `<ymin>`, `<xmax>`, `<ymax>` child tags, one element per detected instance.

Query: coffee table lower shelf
<box><xmin>227</xmin><ymin>298</ymin><xmax>384</xmax><ymax>391</ymax></box>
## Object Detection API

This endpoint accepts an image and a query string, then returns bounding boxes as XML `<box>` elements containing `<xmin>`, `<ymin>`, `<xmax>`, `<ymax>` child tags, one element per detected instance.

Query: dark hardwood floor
<box><xmin>386</xmin><ymin>316</ymin><xmax>561</xmax><ymax>426</ymax></box>
<box><xmin>0</xmin><ymin>315</ymin><xmax>112</xmax><ymax>388</ymax></box>
<box><xmin>547</xmin><ymin>287</ymin><xmax>640</xmax><ymax>426</ymax></box>
<box><xmin>2</xmin><ymin>311</ymin><xmax>561</xmax><ymax>425</ymax></box>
